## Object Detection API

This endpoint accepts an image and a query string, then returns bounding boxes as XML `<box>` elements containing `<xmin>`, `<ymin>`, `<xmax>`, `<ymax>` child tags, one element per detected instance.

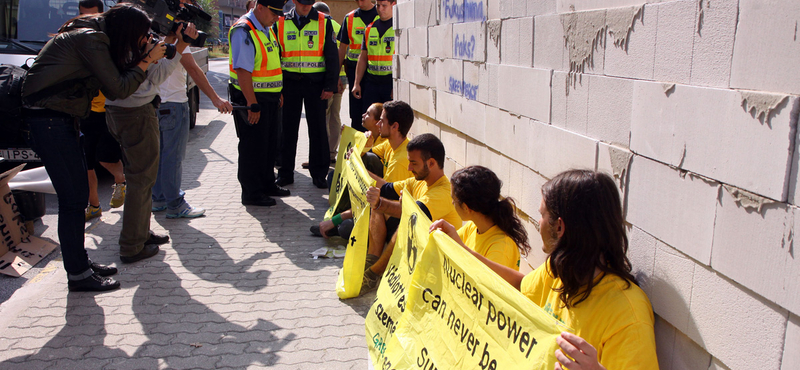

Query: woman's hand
<box><xmin>146</xmin><ymin>41</ymin><xmax>167</xmax><ymax>62</ymax></box>
<box><xmin>430</xmin><ymin>220</ymin><xmax>459</xmax><ymax>241</ymax></box>
<box><xmin>554</xmin><ymin>332</ymin><xmax>606</xmax><ymax>370</ymax></box>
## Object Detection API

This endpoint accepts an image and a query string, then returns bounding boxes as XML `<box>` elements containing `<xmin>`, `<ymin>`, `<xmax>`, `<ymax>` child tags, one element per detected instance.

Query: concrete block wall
<box><xmin>391</xmin><ymin>0</ymin><xmax>800</xmax><ymax>368</ymax></box>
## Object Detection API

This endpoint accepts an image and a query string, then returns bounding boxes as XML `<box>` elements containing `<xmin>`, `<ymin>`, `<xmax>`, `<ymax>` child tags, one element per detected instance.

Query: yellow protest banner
<box><xmin>366</xmin><ymin>194</ymin><xmax>433</xmax><ymax>365</ymax></box>
<box><xmin>325</xmin><ymin>127</ymin><xmax>367</xmax><ymax>220</ymax></box>
<box><xmin>335</xmin><ymin>150</ymin><xmax>375</xmax><ymax>299</ymax></box>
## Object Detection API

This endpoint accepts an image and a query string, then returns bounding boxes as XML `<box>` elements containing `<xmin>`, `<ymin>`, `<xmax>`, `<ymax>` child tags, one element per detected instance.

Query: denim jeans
<box><xmin>26</xmin><ymin>113</ymin><xmax>93</xmax><ymax>280</ymax></box>
<box><xmin>152</xmin><ymin>102</ymin><xmax>189</xmax><ymax>211</ymax></box>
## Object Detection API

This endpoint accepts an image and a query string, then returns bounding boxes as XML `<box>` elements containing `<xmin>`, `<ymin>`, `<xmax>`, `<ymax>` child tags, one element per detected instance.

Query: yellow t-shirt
<box><xmin>372</xmin><ymin>138</ymin><xmax>413</xmax><ymax>183</ymax></box>
<box><xmin>457</xmin><ymin>222</ymin><xmax>520</xmax><ymax>271</ymax></box>
<box><xmin>393</xmin><ymin>175</ymin><xmax>462</xmax><ymax>227</ymax></box>
<box><xmin>91</xmin><ymin>91</ymin><xmax>106</xmax><ymax>113</ymax></box>
<box><xmin>520</xmin><ymin>263</ymin><xmax>659</xmax><ymax>369</ymax></box>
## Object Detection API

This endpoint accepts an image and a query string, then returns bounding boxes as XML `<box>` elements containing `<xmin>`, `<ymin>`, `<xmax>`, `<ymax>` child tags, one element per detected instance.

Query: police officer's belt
<box><xmin>367</xmin><ymin>65</ymin><xmax>392</xmax><ymax>72</ymax></box>
<box><xmin>230</xmin><ymin>78</ymin><xmax>283</xmax><ymax>89</ymax></box>
<box><xmin>282</xmin><ymin>61</ymin><xmax>326</xmax><ymax>69</ymax></box>
<box><xmin>347</xmin><ymin>51</ymin><xmax>361</xmax><ymax>60</ymax></box>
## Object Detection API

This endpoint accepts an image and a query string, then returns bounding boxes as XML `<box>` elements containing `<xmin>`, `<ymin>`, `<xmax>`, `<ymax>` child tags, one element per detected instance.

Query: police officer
<box><xmin>351</xmin><ymin>0</ymin><xmax>395</xmax><ymax>113</ymax></box>
<box><xmin>274</xmin><ymin>0</ymin><xmax>339</xmax><ymax>189</ymax></box>
<box><xmin>229</xmin><ymin>0</ymin><xmax>290</xmax><ymax>206</ymax></box>
<box><xmin>337</xmin><ymin>0</ymin><xmax>378</xmax><ymax>131</ymax></box>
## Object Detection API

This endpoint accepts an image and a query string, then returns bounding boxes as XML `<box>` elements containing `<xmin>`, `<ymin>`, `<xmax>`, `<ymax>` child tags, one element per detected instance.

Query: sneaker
<box><xmin>166</xmin><ymin>206</ymin><xmax>206</xmax><ymax>219</ymax></box>
<box><xmin>68</xmin><ymin>273</ymin><xmax>120</xmax><ymax>292</ymax></box>
<box><xmin>110</xmin><ymin>183</ymin><xmax>126</xmax><ymax>208</ymax></box>
<box><xmin>85</xmin><ymin>205</ymin><xmax>102</xmax><ymax>221</ymax></box>
<box><xmin>152</xmin><ymin>203</ymin><xmax>167</xmax><ymax>212</ymax></box>
<box><xmin>365</xmin><ymin>254</ymin><xmax>379</xmax><ymax>272</ymax></box>
<box><xmin>361</xmin><ymin>269</ymin><xmax>381</xmax><ymax>294</ymax></box>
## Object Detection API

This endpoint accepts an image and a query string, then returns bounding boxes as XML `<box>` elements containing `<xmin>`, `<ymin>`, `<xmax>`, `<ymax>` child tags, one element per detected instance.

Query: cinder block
<box><xmin>499</xmin><ymin>0</ymin><xmax>515</xmax><ymax>19</ymax></box>
<box><xmin>496</xmin><ymin>65</ymin><xmax>551</xmax><ymax>122</ymax></box>
<box><xmin>396</xmin><ymin>28</ymin><xmax>409</xmax><ymax>56</ymax></box>
<box><xmin>435</xmin><ymin>91</ymin><xmax>486</xmax><ymax>142</ymax></box>
<box><xmin>690</xmin><ymin>0</ymin><xmax>736</xmax><ymax>87</ymax></box>
<box><xmin>519</xmin><ymin>165</ymin><xmax>548</xmax><ymax>222</ymax></box>
<box><xmin>687</xmin><ymin>265</ymin><xmax>788</xmax><ymax>370</ymax></box>
<box><xmin>522</xmin><ymin>218</ymin><xmax>547</xmax><ymax>269</ymax></box>
<box><xmin>409</xmin><ymin>83</ymin><xmax>436</xmax><ymax>118</ymax></box>
<box><xmin>783</xmin><ymin>314</ymin><xmax>800</xmax><ymax>370</ymax></box>
<box><xmin>533</xmin><ymin>14</ymin><xmax>566</xmax><ymax>71</ymax></box>
<box><xmin>500</xmin><ymin>17</ymin><xmax>533</xmax><ymax>67</ymax></box>
<box><xmin>512</xmin><ymin>0</ymin><xmax>526</xmax><ymax>18</ymax></box>
<box><xmin>550</xmin><ymin>71</ymin><xmax>568</xmax><ymax>128</ymax></box>
<box><xmin>525</xmin><ymin>0</ymin><xmax>557</xmax><ymax>17</ymax></box>
<box><xmin>428</xmin><ymin>24</ymin><xmax>453</xmax><ymax>59</ymax></box>
<box><xmin>435</xmin><ymin>90</ymin><xmax>461</xmax><ymax>127</ymax></box>
<box><xmin>462</xmin><ymin>61</ymin><xmax>480</xmax><ymax>101</ymax></box>
<box><xmin>672</xmin><ymin>330</ymin><xmax>712</xmax><ymax>370</ymax></box>
<box><xmin>440</xmin><ymin>127</ymin><xmax>467</xmax><ymax>169</ymax></box>
<box><xmin>453</xmin><ymin>21</ymin><xmax>486</xmax><ymax>62</ymax></box>
<box><xmin>435</xmin><ymin>59</ymin><xmax>464</xmax><ymax>95</ymax></box>
<box><xmin>630</xmin><ymin>81</ymin><xmax>797</xmax><ymax>201</ymax></box>
<box><xmin>712</xmin><ymin>190</ymin><xmax>797</xmax><ymax>313</ymax></box>
<box><xmin>393</xmin><ymin>55</ymin><xmax>402</xmax><ymax>80</ymax></box>
<box><xmin>526</xmin><ymin>120</ymin><xmax>598</xmax><ymax>179</ymax></box>
<box><xmin>404</xmin><ymin>56</ymin><xmax>437</xmax><ymax>88</ymax></box>
<box><xmin>506</xmin><ymin>160</ymin><xmax>525</xmax><ymax>215</ymax></box>
<box><xmin>653</xmin><ymin>0</ymin><xmax>696</xmax><ymax>85</ymax></box>
<box><xmin>556</xmin><ymin>0</ymin><xmax>652</xmax><ymax>13</ymax></box>
<box><xmin>406</xmin><ymin>27</ymin><xmax>428</xmax><ymax>57</ymax></box>
<box><xmin>586</xmin><ymin>74</ymin><xmax>633</xmax><ymax>146</ymax></box>
<box><xmin>627</xmin><ymin>226</ymin><xmax>656</xmax><ymax>292</ymax></box>
<box><xmin>415</xmin><ymin>0</ymin><xmax>438</xmax><ymax>27</ymax></box>
<box><xmin>603</xmin><ymin>5</ymin><xmax>657</xmax><ymax>80</ymax></box>
<box><xmin>396</xmin><ymin>79</ymin><xmax>411</xmax><ymax>105</ymax></box>
<box><xmin>596</xmin><ymin>142</ymin><xmax>631</xmax><ymax>210</ymax></box>
<box><xmin>395</xmin><ymin>1</ymin><xmax>415</xmax><ymax>30</ymax></box>
<box><xmin>483</xmin><ymin>106</ymin><xmax>517</xmax><ymax>156</ymax></box>
<box><xmin>486</xmin><ymin>20</ymin><xmax>502</xmax><ymax>64</ymax></box>
<box><xmin>487</xmin><ymin>0</ymin><xmax>501</xmax><ymax>20</ymax></box>
<box><xmin>477</xmin><ymin>63</ymin><xmax>499</xmax><ymax>106</ymax></box>
<box><xmin>654</xmin><ymin>316</ymin><xmax>677</xmax><ymax>370</ymax></box>
<box><xmin>730</xmin><ymin>0</ymin><xmax>800</xmax><ymax>95</ymax></box>
<box><xmin>464</xmin><ymin>140</ymin><xmax>484</xmax><ymax>166</ymax></box>
<box><xmin>783</xmin><ymin>207</ymin><xmax>800</xmax><ymax>313</ymax></box>
<box><xmin>411</xmin><ymin>112</ymin><xmax>441</xmax><ymax>136</ymax></box>
<box><xmin>565</xmin><ymin>74</ymin><xmax>589</xmax><ymax>135</ymax></box>
<box><xmin>651</xmin><ymin>243</ymin><xmax>696</xmax><ymax>334</ymax></box>
<box><xmin>484</xmin><ymin>149</ymin><xmax>512</xmax><ymax>191</ymax></box>
<box><xmin>708</xmin><ymin>358</ymin><xmax>732</xmax><ymax>370</ymax></box>
<box><xmin>626</xmin><ymin>156</ymin><xmax>718</xmax><ymax>264</ymax></box>
<box><xmin>442</xmin><ymin>0</ymin><xmax>487</xmax><ymax>24</ymax></box>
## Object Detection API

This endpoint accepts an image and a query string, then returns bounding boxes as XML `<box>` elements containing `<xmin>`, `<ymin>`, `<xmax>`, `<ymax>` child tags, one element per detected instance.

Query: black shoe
<box><xmin>68</xmin><ymin>273</ymin><xmax>120</xmax><ymax>292</ymax></box>
<box><xmin>312</xmin><ymin>177</ymin><xmax>328</xmax><ymax>189</ymax></box>
<box><xmin>275</xmin><ymin>175</ymin><xmax>294</xmax><ymax>187</ymax></box>
<box><xmin>242</xmin><ymin>195</ymin><xmax>277</xmax><ymax>207</ymax></box>
<box><xmin>146</xmin><ymin>231</ymin><xmax>169</xmax><ymax>246</ymax></box>
<box><xmin>90</xmin><ymin>262</ymin><xmax>118</xmax><ymax>277</ymax></box>
<box><xmin>266</xmin><ymin>186</ymin><xmax>291</xmax><ymax>197</ymax></box>
<box><xmin>310</xmin><ymin>224</ymin><xmax>338</xmax><ymax>237</ymax></box>
<box><xmin>120</xmin><ymin>244</ymin><xmax>160</xmax><ymax>264</ymax></box>
<box><xmin>301</xmin><ymin>162</ymin><xmax>310</xmax><ymax>169</ymax></box>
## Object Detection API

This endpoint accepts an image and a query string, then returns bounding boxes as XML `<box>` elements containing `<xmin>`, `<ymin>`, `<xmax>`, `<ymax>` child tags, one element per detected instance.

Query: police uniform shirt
<box><xmin>361</xmin><ymin>17</ymin><xmax>393</xmax><ymax>85</ymax></box>
<box><xmin>230</xmin><ymin>10</ymin><xmax>272</xmax><ymax>74</ymax></box>
<box><xmin>337</xmin><ymin>6</ymin><xmax>379</xmax><ymax>47</ymax></box>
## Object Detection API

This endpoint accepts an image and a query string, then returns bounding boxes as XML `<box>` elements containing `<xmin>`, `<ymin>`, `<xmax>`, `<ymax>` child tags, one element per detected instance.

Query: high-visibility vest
<box><xmin>364</xmin><ymin>22</ymin><xmax>394</xmax><ymax>76</ymax></box>
<box><xmin>345</xmin><ymin>10</ymin><xmax>379</xmax><ymax>62</ymax></box>
<box><xmin>277</xmin><ymin>13</ymin><xmax>327</xmax><ymax>73</ymax></box>
<box><xmin>331</xmin><ymin>19</ymin><xmax>346</xmax><ymax>77</ymax></box>
<box><xmin>228</xmin><ymin>18</ymin><xmax>283</xmax><ymax>93</ymax></box>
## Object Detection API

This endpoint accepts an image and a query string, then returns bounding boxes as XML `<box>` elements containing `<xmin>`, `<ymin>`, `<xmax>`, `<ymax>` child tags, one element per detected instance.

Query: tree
<box><xmin>192</xmin><ymin>0</ymin><xmax>220</xmax><ymax>39</ymax></box>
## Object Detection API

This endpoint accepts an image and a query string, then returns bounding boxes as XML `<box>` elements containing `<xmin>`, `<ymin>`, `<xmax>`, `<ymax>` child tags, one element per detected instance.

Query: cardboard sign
<box><xmin>0</xmin><ymin>236</ymin><xmax>58</xmax><ymax>277</ymax></box>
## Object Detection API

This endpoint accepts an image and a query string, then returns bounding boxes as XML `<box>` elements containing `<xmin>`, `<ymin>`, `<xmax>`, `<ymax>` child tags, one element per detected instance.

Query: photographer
<box><xmin>21</xmin><ymin>4</ymin><xmax>166</xmax><ymax>292</ymax></box>
<box><xmin>105</xmin><ymin>22</ymin><xmax>200</xmax><ymax>264</ymax></box>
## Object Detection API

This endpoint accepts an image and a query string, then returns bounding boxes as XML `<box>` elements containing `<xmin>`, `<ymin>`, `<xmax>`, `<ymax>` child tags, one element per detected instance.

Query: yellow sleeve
<box><xmin>392</xmin><ymin>178</ymin><xmax>410</xmax><ymax>196</ymax></box>
<box><xmin>456</xmin><ymin>223</ymin><xmax>469</xmax><ymax>241</ymax></box>
<box><xmin>598</xmin><ymin>322</ymin><xmax>659</xmax><ymax>370</ymax></box>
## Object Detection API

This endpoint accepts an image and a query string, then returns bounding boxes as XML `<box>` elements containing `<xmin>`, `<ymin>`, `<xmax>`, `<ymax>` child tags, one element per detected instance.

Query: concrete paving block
<box><xmin>651</xmin><ymin>243</ymin><xmax>696</xmax><ymax>334</ymax></box>
<box><xmin>604</xmin><ymin>4</ymin><xmax>657</xmax><ymax>80</ymax></box>
<box><xmin>712</xmin><ymin>190</ymin><xmax>796</xmax><ymax>313</ymax></box>
<box><xmin>688</xmin><ymin>265</ymin><xmax>788</xmax><ymax>370</ymax></box>
<box><xmin>783</xmin><ymin>314</ymin><xmax>800</xmax><ymax>370</ymax></box>
<box><xmin>453</xmin><ymin>21</ymin><xmax>486</xmax><ymax>62</ymax></box>
<box><xmin>690</xmin><ymin>0</ymin><xmax>737</xmax><ymax>88</ymax></box>
<box><xmin>525</xmin><ymin>0</ymin><xmax>557</xmax><ymax>16</ymax></box>
<box><xmin>462</xmin><ymin>61</ymin><xmax>481</xmax><ymax>101</ymax></box>
<box><xmin>477</xmin><ymin>62</ymin><xmax>499</xmax><ymax>106</ymax></box>
<box><xmin>627</xmin><ymin>225</ymin><xmax>656</xmax><ymax>293</ymax></box>
<box><xmin>630</xmin><ymin>81</ymin><xmax>797</xmax><ymax>201</ymax></box>
<box><xmin>501</xmin><ymin>17</ymin><xmax>534</xmax><ymax>67</ymax></box>
<box><xmin>730</xmin><ymin>0</ymin><xmax>800</xmax><ymax>95</ymax></box>
<box><xmin>587</xmin><ymin>74</ymin><xmax>633</xmax><ymax>146</ymax></box>
<box><xmin>557</xmin><ymin>0</ymin><xmax>656</xmax><ymax>13</ymax></box>
<box><xmin>533</xmin><ymin>14</ymin><xmax>567</xmax><ymax>71</ymax></box>
<box><xmin>442</xmin><ymin>0</ymin><xmax>487</xmax><ymax>23</ymax></box>
<box><xmin>626</xmin><ymin>156</ymin><xmax>718</xmax><ymax>264</ymax></box>
<box><xmin>406</xmin><ymin>27</ymin><xmax>428</xmax><ymax>57</ymax></box>
<box><xmin>436</xmin><ymin>58</ymin><xmax>464</xmax><ymax>95</ymax></box>
<box><xmin>415</xmin><ymin>0</ymin><xmax>439</xmax><ymax>27</ymax></box>
<box><xmin>410</xmin><ymin>83</ymin><xmax>436</xmax><ymax>118</ymax></box>
<box><xmin>428</xmin><ymin>24</ymin><xmax>454</xmax><ymax>59</ymax></box>
<box><xmin>653</xmin><ymin>0</ymin><xmax>696</xmax><ymax>85</ymax></box>
<box><xmin>551</xmin><ymin>71</ymin><xmax>568</xmax><ymax>128</ymax></box>
<box><xmin>486</xmin><ymin>20</ymin><xmax>502</xmax><ymax>64</ymax></box>
<box><xmin>496</xmin><ymin>65</ymin><xmax>551</xmax><ymax>122</ymax></box>
<box><xmin>671</xmin><ymin>330</ymin><xmax>712</xmax><ymax>370</ymax></box>
<box><xmin>528</xmin><ymin>120</ymin><xmax>598</xmax><ymax>179</ymax></box>
<box><xmin>484</xmin><ymin>105</ymin><xmax>522</xmax><ymax>160</ymax></box>
<box><xmin>565</xmin><ymin>74</ymin><xmax>589</xmax><ymax>135</ymax></box>
<box><xmin>396</xmin><ymin>1</ymin><xmax>415</xmax><ymax>30</ymax></box>
<box><xmin>654</xmin><ymin>316</ymin><xmax>677</xmax><ymax>370</ymax></box>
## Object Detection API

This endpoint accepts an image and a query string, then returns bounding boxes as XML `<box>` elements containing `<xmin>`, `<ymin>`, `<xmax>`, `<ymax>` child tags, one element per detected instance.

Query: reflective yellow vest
<box><xmin>331</xmin><ymin>19</ymin><xmax>346</xmax><ymax>77</ymax></box>
<box><xmin>277</xmin><ymin>13</ymin><xmax>327</xmax><ymax>73</ymax></box>
<box><xmin>345</xmin><ymin>10</ymin><xmax>379</xmax><ymax>62</ymax></box>
<box><xmin>365</xmin><ymin>22</ymin><xmax>394</xmax><ymax>76</ymax></box>
<box><xmin>228</xmin><ymin>19</ymin><xmax>283</xmax><ymax>93</ymax></box>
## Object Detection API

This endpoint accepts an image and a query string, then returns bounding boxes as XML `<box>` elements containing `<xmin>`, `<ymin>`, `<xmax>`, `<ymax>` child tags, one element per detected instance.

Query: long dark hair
<box><xmin>60</xmin><ymin>4</ymin><xmax>152</xmax><ymax>71</ymax></box>
<box><xmin>451</xmin><ymin>166</ymin><xmax>531</xmax><ymax>256</ymax></box>
<box><xmin>542</xmin><ymin>170</ymin><xmax>637</xmax><ymax>308</ymax></box>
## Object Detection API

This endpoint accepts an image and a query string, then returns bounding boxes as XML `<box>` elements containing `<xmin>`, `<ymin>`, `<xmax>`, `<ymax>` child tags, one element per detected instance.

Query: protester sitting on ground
<box><xmin>311</xmin><ymin>101</ymin><xmax>414</xmax><ymax>239</ymax></box>
<box><xmin>78</xmin><ymin>0</ymin><xmax>127</xmax><ymax>222</ymax></box>
<box><xmin>362</xmin><ymin>102</ymin><xmax>385</xmax><ymax>150</ymax></box>
<box><xmin>429</xmin><ymin>165</ymin><xmax>530</xmax><ymax>271</ymax></box>
<box><xmin>445</xmin><ymin>169</ymin><xmax>658</xmax><ymax>369</ymax></box>
<box><xmin>361</xmin><ymin>133</ymin><xmax>462</xmax><ymax>293</ymax></box>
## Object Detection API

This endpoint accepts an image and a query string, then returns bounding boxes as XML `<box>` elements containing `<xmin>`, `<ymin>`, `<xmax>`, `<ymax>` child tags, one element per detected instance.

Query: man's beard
<box><xmin>413</xmin><ymin>163</ymin><xmax>429</xmax><ymax>181</ymax></box>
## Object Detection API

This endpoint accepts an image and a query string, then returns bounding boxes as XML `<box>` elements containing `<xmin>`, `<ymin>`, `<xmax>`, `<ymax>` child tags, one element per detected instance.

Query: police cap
<box><xmin>257</xmin><ymin>0</ymin><xmax>286</xmax><ymax>14</ymax></box>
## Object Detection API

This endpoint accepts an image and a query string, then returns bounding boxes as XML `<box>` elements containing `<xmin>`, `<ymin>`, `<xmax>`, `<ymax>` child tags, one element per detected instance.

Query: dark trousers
<box><xmin>279</xmin><ymin>78</ymin><xmax>330</xmax><ymax>180</ymax></box>
<box><xmin>230</xmin><ymin>86</ymin><xmax>281</xmax><ymax>200</ymax></box>
<box><xmin>345</xmin><ymin>63</ymin><xmax>365</xmax><ymax>132</ymax></box>
<box><xmin>362</xmin><ymin>79</ymin><xmax>393</xmax><ymax>114</ymax></box>
<box><xmin>26</xmin><ymin>113</ymin><xmax>92</xmax><ymax>279</ymax></box>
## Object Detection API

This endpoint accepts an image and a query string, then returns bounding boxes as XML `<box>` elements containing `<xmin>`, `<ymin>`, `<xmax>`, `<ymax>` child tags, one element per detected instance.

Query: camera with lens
<box><xmin>126</xmin><ymin>0</ymin><xmax>212</xmax><ymax>48</ymax></box>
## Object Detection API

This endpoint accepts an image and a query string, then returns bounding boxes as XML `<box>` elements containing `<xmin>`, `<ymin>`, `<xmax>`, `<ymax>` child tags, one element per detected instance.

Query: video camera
<box><xmin>126</xmin><ymin>0</ymin><xmax>212</xmax><ymax>47</ymax></box>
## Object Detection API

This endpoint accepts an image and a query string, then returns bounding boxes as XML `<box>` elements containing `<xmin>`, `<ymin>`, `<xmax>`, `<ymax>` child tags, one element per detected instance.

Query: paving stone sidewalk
<box><xmin>0</xmin><ymin>103</ymin><xmax>372</xmax><ymax>369</ymax></box>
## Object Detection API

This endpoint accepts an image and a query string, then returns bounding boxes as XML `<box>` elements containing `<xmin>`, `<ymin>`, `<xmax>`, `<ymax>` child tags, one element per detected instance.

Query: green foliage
<box><xmin>192</xmin><ymin>0</ymin><xmax>220</xmax><ymax>39</ymax></box>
